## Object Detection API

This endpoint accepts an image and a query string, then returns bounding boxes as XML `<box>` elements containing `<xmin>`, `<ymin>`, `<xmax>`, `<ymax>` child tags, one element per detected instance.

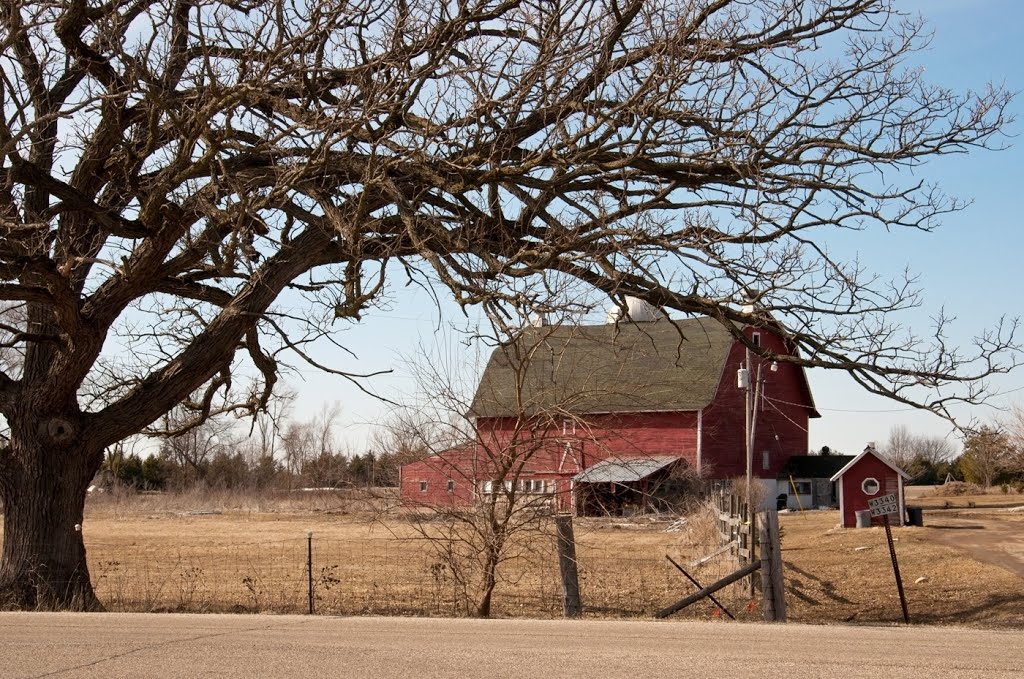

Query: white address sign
<box><xmin>867</xmin><ymin>493</ymin><xmax>899</xmax><ymax>517</ymax></box>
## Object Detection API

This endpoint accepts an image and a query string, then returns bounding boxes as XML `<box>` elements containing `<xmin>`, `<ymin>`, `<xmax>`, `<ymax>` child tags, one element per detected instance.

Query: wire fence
<box><xmin>79</xmin><ymin>524</ymin><xmax>758</xmax><ymax>619</ymax></box>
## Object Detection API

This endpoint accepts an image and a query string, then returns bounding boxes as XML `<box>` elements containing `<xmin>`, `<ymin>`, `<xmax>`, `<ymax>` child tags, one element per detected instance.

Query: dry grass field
<box><xmin>3</xmin><ymin>487</ymin><xmax>1022</xmax><ymax>626</ymax></box>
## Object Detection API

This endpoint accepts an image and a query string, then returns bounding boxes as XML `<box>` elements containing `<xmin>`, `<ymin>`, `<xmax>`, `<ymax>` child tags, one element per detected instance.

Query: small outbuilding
<box><xmin>776</xmin><ymin>454</ymin><xmax>854</xmax><ymax>510</ymax></box>
<box><xmin>830</xmin><ymin>445</ymin><xmax>911</xmax><ymax>528</ymax></box>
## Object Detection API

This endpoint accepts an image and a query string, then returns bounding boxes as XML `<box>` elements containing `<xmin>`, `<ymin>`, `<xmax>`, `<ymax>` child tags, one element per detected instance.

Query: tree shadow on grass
<box><xmin>783</xmin><ymin>560</ymin><xmax>854</xmax><ymax>605</ymax></box>
<box><xmin>908</xmin><ymin>593</ymin><xmax>1024</xmax><ymax>625</ymax></box>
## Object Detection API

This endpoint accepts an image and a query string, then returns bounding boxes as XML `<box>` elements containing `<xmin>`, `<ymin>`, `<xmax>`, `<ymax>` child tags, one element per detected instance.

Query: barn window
<box><xmin>419</xmin><ymin>481</ymin><xmax>428</xmax><ymax>492</ymax></box>
<box><xmin>482</xmin><ymin>480</ymin><xmax>494</xmax><ymax>494</ymax></box>
<box><xmin>447</xmin><ymin>480</ymin><xmax>455</xmax><ymax>493</ymax></box>
<box><xmin>561</xmin><ymin>419</ymin><xmax>576</xmax><ymax>435</ymax></box>
<box><xmin>861</xmin><ymin>477</ymin><xmax>880</xmax><ymax>495</ymax></box>
<box><xmin>762</xmin><ymin>450</ymin><xmax>770</xmax><ymax>470</ymax></box>
<box><xmin>532</xmin><ymin>479</ymin><xmax>546</xmax><ymax>493</ymax></box>
<box><xmin>751</xmin><ymin>332</ymin><xmax>761</xmax><ymax>347</ymax></box>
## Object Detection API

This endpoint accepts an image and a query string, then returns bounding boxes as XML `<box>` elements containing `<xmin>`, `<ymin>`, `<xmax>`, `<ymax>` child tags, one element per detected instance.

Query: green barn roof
<box><xmin>469</xmin><ymin>317</ymin><xmax>735</xmax><ymax>418</ymax></box>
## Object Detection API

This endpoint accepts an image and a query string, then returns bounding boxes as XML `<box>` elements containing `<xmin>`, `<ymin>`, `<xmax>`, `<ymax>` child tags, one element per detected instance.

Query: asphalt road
<box><xmin>1</xmin><ymin>613</ymin><xmax>1021</xmax><ymax>679</ymax></box>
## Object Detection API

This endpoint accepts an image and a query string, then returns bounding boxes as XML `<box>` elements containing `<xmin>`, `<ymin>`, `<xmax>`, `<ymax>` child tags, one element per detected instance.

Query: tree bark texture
<box><xmin>0</xmin><ymin>410</ymin><xmax>104</xmax><ymax>610</ymax></box>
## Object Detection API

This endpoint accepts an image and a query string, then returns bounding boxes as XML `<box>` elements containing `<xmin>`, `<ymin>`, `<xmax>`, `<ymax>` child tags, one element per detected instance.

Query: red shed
<box><xmin>830</xmin><ymin>445</ymin><xmax>911</xmax><ymax>528</ymax></box>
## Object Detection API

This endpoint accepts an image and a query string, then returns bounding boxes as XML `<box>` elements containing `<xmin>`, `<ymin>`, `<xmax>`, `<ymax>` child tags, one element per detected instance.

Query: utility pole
<box><xmin>740</xmin><ymin>342</ymin><xmax>776</xmax><ymax>595</ymax></box>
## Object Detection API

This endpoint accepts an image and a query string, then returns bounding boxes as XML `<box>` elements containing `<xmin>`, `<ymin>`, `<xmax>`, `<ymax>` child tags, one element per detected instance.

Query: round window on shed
<box><xmin>861</xmin><ymin>477</ymin><xmax>880</xmax><ymax>495</ymax></box>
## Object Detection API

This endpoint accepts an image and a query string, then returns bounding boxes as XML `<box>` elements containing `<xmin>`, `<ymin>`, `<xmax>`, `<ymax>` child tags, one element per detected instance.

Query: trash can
<box><xmin>906</xmin><ymin>506</ymin><xmax>924</xmax><ymax>527</ymax></box>
<box><xmin>776</xmin><ymin>493</ymin><xmax>788</xmax><ymax>511</ymax></box>
<box><xmin>855</xmin><ymin>509</ymin><xmax>872</xmax><ymax>528</ymax></box>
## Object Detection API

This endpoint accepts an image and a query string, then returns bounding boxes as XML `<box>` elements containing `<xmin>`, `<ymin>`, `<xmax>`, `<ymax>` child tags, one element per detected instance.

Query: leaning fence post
<box><xmin>307</xmin><ymin>530</ymin><xmax>314</xmax><ymax>615</ymax></box>
<box><xmin>555</xmin><ymin>514</ymin><xmax>582</xmax><ymax>618</ymax></box>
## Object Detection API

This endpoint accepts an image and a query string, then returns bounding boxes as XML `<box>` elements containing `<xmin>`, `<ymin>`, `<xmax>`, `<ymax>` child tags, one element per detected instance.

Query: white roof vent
<box><xmin>606</xmin><ymin>296</ymin><xmax>664</xmax><ymax>324</ymax></box>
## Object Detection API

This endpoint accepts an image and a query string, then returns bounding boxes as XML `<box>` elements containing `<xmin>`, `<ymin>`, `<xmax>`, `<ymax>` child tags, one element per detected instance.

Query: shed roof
<box><xmin>573</xmin><ymin>456</ymin><xmax>680</xmax><ymax>484</ymax></box>
<box><xmin>829</xmin><ymin>448</ymin><xmax>912</xmax><ymax>482</ymax></box>
<box><xmin>778</xmin><ymin>455</ymin><xmax>855</xmax><ymax>480</ymax></box>
<box><xmin>469</xmin><ymin>318</ymin><xmax>735</xmax><ymax>418</ymax></box>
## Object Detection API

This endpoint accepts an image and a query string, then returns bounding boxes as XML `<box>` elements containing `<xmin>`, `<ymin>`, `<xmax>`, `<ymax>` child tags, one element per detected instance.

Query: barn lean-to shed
<box><xmin>830</xmin><ymin>445</ymin><xmax>911</xmax><ymax>528</ymax></box>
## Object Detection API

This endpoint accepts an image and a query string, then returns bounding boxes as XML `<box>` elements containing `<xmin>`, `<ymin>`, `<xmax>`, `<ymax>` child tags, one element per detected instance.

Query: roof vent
<box><xmin>606</xmin><ymin>296</ymin><xmax>664</xmax><ymax>324</ymax></box>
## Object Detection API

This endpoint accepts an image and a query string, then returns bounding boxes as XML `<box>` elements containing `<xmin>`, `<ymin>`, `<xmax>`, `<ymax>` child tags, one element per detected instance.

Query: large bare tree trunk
<box><xmin>0</xmin><ymin>413</ymin><xmax>104</xmax><ymax>610</ymax></box>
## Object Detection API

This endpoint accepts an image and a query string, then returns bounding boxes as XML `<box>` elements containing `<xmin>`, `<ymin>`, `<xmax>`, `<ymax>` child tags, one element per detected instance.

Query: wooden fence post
<box><xmin>555</xmin><ymin>514</ymin><xmax>582</xmax><ymax>618</ymax></box>
<box><xmin>758</xmin><ymin>509</ymin><xmax>786</xmax><ymax>622</ymax></box>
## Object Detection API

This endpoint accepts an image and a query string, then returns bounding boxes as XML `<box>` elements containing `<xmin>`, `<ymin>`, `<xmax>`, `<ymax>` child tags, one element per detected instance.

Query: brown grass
<box><xmin>926</xmin><ymin>482</ymin><xmax>987</xmax><ymax>497</ymax></box>
<box><xmin>1</xmin><ymin>490</ymin><xmax>1020</xmax><ymax>625</ymax></box>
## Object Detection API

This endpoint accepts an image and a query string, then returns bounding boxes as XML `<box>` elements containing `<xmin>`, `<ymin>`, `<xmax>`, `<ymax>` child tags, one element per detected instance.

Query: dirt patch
<box><xmin>924</xmin><ymin>509</ymin><xmax>1024</xmax><ymax>577</ymax></box>
<box><xmin>777</xmin><ymin>509</ymin><xmax>1024</xmax><ymax>627</ymax></box>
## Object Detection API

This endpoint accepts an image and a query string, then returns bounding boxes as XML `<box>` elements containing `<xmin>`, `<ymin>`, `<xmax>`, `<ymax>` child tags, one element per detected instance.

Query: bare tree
<box><xmin>281</xmin><ymin>420</ymin><xmax>315</xmax><ymax>489</ymax></box>
<box><xmin>914</xmin><ymin>435</ymin><xmax>957</xmax><ymax>467</ymax></box>
<box><xmin>279</xmin><ymin>403</ymin><xmax>344</xmax><ymax>488</ymax></box>
<box><xmin>398</xmin><ymin>320</ymin><xmax>575</xmax><ymax>618</ymax></box>
<box><xmin>883</xmin><ymin>425</ymin><xmax>918</xmax><ymax>470</ymax></box>
<box><xmin>996</xmin><ymin>405</ymin><xmax>1024</xmax><ymax>480</ymax></box>
<box><xmin>0</xmin><ymin>0</ymin><xmax>1018</xmax><ymax>608</ymax></box>
<box><xmin>882</xmin><ymin>424</ymin><xmax>957</xmax><ymax>483</ymax></box>
<box><xmin>241</xmin><ymin>386</ymin><xmax>296</xmax><ymax>468</ymax></box>
<box><xmin>154</xmin><ymin>408</ymin><xmax>236</xmax><ymax>488</ymax></box>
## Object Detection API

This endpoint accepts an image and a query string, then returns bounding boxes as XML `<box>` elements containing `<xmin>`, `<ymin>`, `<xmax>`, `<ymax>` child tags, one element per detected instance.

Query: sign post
<box><xmin>868</xmin><ymin>494</ymin><xmax>909</xmax><ymax>623</ymax></box>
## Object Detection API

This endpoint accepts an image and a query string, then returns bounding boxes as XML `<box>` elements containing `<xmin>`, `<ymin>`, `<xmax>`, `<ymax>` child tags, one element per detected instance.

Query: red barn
<box><xmin>400</xmin><ymin>314</ymin><xmax>819</xmax><ymax>514</ymax></box>
<box><xmin>830</xmin><ymin>446</ymin><xmax>911</xmax><ymax>528</ymax></box>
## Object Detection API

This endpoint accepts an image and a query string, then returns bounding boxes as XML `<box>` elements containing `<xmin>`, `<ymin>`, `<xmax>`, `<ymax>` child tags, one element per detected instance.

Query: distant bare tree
<box><xmin>914</xmin><ymin>435</ymin><xmax>957</xmax><ymax>467</ymax></box>
<box><xmin>0</xmin><ymin>0</ymin><xmax>1018</xmax><ymax>609</ymax></box>
<box><xmin>882</xmin><ymin>424</ymin><xmax>957</xmax><ymax>483</ymax></box>
<box><xmin>241</xmin><ymin>387</ymin><xmax>296</xmax><ymax>468</ymax></box>
<box><xmin>883</xmin><ymin>425</ymin><xmax>918</xmax><ymax>470</ymax></box>
<box><xmin>281</xmin><ymin>421</ymin><xmax>315</xmax><ymax>489</ymax></box>
<box><xmin>153</xmin><ymin>407</ymin><xmax>237</xmax><ymax>487</ymax></box>
<box><xmin>279</xmin><ymin>403</ymin><xmax>343</xmax><ymax>488</ymax></box>
<box><xmin>996</xmin><ymin>405</ymin><xmax>1024</xmax><ymax>479</ymax></box>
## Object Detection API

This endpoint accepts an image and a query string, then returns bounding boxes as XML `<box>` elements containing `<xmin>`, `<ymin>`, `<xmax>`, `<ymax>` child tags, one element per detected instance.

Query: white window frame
<box><xmin>419</xmin><ymin>481</ymin><xmax>428</xmax><ymax>492</ymax></box>
<box><xmin>446</xmin><ymin>479</ymin><xmax>455</xmax><ymax>493</ymax></box>
<box><xmin>562</xmin><ymin>419</ymin><xmax>576</xmax><ymax>435</ymax></box>
<box><xmin>862</xmin><ymin>477</ymin><xmax>880</xmax><ymax>496</ymax></box>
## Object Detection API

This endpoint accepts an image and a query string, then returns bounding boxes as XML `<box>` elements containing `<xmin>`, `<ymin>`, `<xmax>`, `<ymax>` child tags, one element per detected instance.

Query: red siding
<box><xmin>475</xmin><ymin>411</ymin><xmax>699</xmax><ymax>468</ymax></box>
<box><xmin>399</xmin><ymin>448</ymin><xmax>480</xmax><ymax>507</ymax></box>
<box><xmin>838</xmin><ymin>454</ymin><xmax>903</xmax><ymax>528</ymax></box>
<box><xmin>700</xmin><ymin>329</ymin><xmax>812</xmax><ymax>480</ymax></box>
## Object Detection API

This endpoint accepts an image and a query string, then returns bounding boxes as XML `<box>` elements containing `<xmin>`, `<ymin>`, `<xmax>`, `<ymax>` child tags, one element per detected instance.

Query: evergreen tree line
<box><xmin>101</xmin><ymin>446</ymin><xmax>404</xmax><ymax>492</ymax></box>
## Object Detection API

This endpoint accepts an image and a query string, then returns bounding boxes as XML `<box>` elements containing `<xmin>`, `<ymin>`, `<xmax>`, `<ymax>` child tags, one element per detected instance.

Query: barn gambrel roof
<box><xmin>469</xmin><ymin>317</ymin><xmax>739</xmax><ymax>418</ymax></box>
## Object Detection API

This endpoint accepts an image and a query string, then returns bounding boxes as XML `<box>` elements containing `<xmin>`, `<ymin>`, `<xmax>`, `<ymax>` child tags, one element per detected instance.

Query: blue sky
<box><xmin>286</xmin><ymin>1</ymin><xmax>1024</xmax><ymax>458</ymax></box>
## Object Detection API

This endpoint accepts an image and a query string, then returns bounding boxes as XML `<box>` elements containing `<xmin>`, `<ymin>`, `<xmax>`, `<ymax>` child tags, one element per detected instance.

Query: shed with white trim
<box><xmin>830</xmin><ymin>445</ymin><xmax>911</xmax><ymax>528</ymax></box>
